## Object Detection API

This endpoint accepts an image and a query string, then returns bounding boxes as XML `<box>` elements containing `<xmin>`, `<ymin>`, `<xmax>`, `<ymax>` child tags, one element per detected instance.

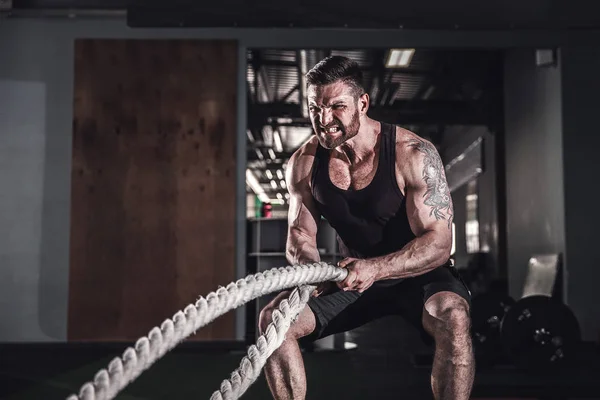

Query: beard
<box><xmin>314</xmin><ymin>110</ymin><xmax>361</xmax><ymax>149</ymax></box>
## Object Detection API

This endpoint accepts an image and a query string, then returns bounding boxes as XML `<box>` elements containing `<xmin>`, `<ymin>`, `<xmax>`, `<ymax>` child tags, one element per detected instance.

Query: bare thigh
<box><xmin>422</xmin><ymin>291</ymin><xmax>471</xmax><ymax>338</ymax></box>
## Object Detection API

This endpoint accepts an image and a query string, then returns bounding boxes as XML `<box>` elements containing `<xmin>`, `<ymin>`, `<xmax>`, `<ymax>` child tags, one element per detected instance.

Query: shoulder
<box><xmin>393</xmin><ymin>126</ymin><xmax>445</xmax><ymax>187</ymax></box>
<box><xmin>286</xmin><ymin>135</ymin><xmax>319</xmax><ymax>192</ymax></box>
<box><xmin>288</xmin><ymin>135</ymin><xmax>319</xmax><ymax>174</ymax></box>
<box><xmin>394</xmin><ymin>126</ymin><xmax>438</xmax><ymax>160</ymax></box>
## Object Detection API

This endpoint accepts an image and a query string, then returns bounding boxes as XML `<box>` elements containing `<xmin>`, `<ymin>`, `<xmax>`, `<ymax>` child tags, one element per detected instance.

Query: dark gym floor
<box><xmin>1</xmin><ymin>316</ymin><xmax>599</xmax><ymax>400</ymax></box>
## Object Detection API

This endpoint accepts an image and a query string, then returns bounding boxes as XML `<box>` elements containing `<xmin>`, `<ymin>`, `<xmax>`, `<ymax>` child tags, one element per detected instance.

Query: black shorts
<box><xmin>300</xmin><ymin>265</ymin><xmax>472</xmax><ymax>346</ymax></box>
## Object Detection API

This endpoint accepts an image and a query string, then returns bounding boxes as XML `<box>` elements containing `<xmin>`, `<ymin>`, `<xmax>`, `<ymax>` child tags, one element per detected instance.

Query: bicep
<box><xmin>404</xmin><ymin>139</ymin><xmax>454</xmax><ymax>239</ymax></box>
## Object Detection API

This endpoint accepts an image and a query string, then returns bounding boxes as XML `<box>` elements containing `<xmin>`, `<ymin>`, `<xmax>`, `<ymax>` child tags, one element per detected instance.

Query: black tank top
<box><xmin>310</xmin><ymin>122</ymin><xmax>417</xmax><ymax>283</ymax></box>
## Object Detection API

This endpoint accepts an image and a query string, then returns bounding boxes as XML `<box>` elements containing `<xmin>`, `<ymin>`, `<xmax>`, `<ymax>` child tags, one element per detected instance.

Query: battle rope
<box><xmin>67</xmin><ymin>262</ymin><xmax>348</xmax><ymax>400</ymax></box>
<box><xmin>209</xmin><ymin>284</ymin><xmax>314</xmax><ymax>400</ymax></box>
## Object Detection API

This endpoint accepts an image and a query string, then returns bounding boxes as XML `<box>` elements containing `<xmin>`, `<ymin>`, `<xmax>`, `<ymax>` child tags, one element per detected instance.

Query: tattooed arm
<box><xmin>367</xmin><ymin>135</ymin><xmax>454</xmax><ymax>281</ymax></box>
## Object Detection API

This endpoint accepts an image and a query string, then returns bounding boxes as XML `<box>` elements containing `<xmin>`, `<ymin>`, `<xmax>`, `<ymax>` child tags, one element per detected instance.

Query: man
<box><xmin>258</xmin><ymin>55</ymin><xmax>474</xmax><ymax>400</ymax></box>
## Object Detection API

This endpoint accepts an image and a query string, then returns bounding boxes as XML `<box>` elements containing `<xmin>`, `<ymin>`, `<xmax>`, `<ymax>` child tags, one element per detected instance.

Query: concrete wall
<box><xmin>0</xmin><ymin>31</ymin><xmax>77</xmax><ymax>341</ymax></box>
<box><xmin>560</xmin><ymin>46</ymin><xmax>600</xmax><ymax>342</ymax></box>
<box><xmin>503</xmin><ymin>49</ymin><xmax>566</xmax><ymax>302</ymax></box>
<box><xmin>0</xmin><ymin>81</ymin><xmax>47</xmax><ymax>340</ymax></box>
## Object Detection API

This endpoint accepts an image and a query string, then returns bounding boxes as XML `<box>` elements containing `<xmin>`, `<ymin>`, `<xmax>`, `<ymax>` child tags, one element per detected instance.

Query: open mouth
<box><xmin>322</xmin><ymin>126</ymin><xmax>341</xmax><ymax>134</ymax></box>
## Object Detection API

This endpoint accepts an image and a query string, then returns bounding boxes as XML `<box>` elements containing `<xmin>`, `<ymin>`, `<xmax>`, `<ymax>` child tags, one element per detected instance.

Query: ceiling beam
<box><xmin>127</xmin><ymin>2</ymin><xmax>600</xmax><ymax>30</ymax></box>
<box><xmin>279</xmin><ymin>84</ymin><xmax>300</xmax><ymax>103</ymax></box>
<box><xmin>12</xmin><ymin>1</ymin><xmax>600</xmax><ymax>31</ymax></box>
<box><xmin>248</xmin><ymin>100</ymin><xmax>497</xmax><ymax>127</ymax></box>
<box><xmin>249</xmin><ymin>59</ymin><xmax>430</xmax><ymax>76</ymax></box>
<box><xmin>252</xmin><ymin>51</ymin><xmax>275</xmax><ymax>103</ymax></box>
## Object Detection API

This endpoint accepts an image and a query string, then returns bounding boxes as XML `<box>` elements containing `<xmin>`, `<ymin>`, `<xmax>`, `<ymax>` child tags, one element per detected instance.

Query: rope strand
<box><xmin>209</xmin><ymin>284</ymin><xmax>315</xmax><ymax>400</ymax></box>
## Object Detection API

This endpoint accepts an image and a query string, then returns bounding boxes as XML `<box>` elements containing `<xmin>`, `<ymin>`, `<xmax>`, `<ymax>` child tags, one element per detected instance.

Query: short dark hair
<box><xmin>305</xmin><ymin>55</ymin><xmax>365</xmax><ymax>98</ymax></box>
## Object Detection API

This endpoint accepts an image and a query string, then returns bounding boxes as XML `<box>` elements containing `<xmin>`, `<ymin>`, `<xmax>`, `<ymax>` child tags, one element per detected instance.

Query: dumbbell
<box><xmin>470</xmin><ymin>291</ymin><xmax>516</xmax><ymax>365</ymax></box>
<box><xmin>500</xmin><ymin>295</ymin><xmax>581</xmax><ymax>371</ymax></box>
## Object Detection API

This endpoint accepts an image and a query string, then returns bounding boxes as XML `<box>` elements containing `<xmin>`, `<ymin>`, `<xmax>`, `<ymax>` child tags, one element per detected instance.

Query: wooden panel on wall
<box><xmin>68</xmin><ymin>39</ymin><xmax>237</xmax><ymax>341</ymax></box>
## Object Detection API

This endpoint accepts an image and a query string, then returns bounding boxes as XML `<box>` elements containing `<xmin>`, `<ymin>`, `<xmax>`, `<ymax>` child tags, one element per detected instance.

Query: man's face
<box><xmin>307</xmin><ymin>81</ymin><xmax>364</xmax><ymax>149</ymax></box>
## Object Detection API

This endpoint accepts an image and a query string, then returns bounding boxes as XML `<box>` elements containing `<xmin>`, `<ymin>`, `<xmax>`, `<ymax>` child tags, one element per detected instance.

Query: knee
<box><xmin>425</xmin><ymin>294</ymin><xmax>471</xmax><ymax>342</ymax></box>
<box><xmin>437</xmin><ymin>306</ymin><xmax>471</xmax><ymax>338</ymax></box>
<box><xmin>431</xmin><ymin>308</ymin><xmax>471</xmax><ymax>360</ymax></box>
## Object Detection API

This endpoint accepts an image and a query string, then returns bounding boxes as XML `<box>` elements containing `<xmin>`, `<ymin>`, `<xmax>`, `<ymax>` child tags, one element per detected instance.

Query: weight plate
<box><xmin>471</xmin><ymin>292</ymin><xmax>516</xmax><ymax>363</ymax></box>
<box><xmin>500</xmin><ymin>295</ymin><xmax>581</xmax><ymax>370</ymax></box>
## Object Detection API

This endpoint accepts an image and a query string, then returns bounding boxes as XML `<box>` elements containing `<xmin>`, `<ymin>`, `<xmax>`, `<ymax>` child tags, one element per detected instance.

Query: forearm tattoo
<box><xmin>407</xmin><ymin>138</ymin><xmax>454</xmax><ymax>229</ymax></box>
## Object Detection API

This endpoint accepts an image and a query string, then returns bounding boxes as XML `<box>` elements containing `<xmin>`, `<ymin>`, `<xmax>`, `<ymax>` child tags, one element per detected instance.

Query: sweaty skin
<box><xmin>261</xmin><ymin>80</ymin><xmax>474</xmax><ymax>400</ymax></box>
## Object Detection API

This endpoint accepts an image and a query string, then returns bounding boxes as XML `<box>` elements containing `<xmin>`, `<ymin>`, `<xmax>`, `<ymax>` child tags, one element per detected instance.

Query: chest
<box><xmin>328</xmin><ymin>155</ymin><xmax>379</xmax><ymax>191</ymax></box>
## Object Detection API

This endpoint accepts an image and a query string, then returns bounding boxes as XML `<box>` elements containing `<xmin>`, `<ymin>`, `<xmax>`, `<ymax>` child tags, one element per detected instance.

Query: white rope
<box><xmin>66</xmin><ymin>262</ymin><xmax>347</xmax><ymax>400</ymax></box>
<box><xmin>210</xmin><ymin>284</ymin><xmax>315</xmax><ymax>400</ymax></box>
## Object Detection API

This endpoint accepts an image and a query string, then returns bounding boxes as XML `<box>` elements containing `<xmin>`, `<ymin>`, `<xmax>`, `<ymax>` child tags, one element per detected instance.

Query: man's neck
<box><xmin>337</xmin><ymin>119</ymin><xmax>381</xmax><ymax>164</ymax></box>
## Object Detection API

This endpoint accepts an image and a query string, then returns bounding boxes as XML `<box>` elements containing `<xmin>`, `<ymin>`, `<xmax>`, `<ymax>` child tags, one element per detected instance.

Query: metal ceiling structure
<box><xmin>246</xmin><ymin>48</ymin><xmax>504</xmax><ymax>206</ymax></box>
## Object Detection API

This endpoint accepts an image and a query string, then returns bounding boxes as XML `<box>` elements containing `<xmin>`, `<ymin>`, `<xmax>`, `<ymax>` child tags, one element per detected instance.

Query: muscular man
<box><xmin>259</xmin><ymin>55</ymin><xmax>474</xmax><ymax>400</ymax></box>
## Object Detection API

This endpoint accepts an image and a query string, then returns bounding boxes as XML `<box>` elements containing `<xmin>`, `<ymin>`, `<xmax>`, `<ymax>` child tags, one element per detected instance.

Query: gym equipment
<box><xmin>470</xmin><ymin>291</ymin><xmax>515</xmax><ymax>363</ymax></box>
<box><xmin>500</xmin><ymin>295</ymin><xmax>581</xmax><ymax>370</ymax></box>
